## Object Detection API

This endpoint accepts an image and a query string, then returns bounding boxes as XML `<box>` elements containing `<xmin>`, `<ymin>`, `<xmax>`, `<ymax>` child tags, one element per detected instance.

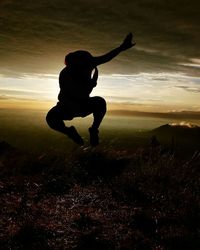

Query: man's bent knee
<box><xmin>46</xmin><ymin>107</ymin><xmax>59</xmax><ymax>129</ymax></box>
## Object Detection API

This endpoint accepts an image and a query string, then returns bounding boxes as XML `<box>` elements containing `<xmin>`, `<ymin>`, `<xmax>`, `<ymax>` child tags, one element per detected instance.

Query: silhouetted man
<box><xmin>46</xmin><ymin>33</ymin><xmax>135</xmax><ymax>146</ymax></box>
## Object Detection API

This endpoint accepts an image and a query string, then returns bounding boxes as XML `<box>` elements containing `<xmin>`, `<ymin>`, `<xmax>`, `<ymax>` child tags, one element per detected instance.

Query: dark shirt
<box><xmin>58</xmin><ymin>66</ymin><xmax>96</xmax><ymax>102</ymax></box>
<box><xmin>58</xmin><ymin>46</ymin><xmax>122</xmax><ymax>103</ymax></box>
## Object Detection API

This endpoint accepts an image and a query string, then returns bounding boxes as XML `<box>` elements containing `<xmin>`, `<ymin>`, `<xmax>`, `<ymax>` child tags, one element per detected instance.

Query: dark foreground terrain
<box><xmin>0</xmin><ymin>135</ymin><xmax>199</xmax><ymax>250</ymax></box>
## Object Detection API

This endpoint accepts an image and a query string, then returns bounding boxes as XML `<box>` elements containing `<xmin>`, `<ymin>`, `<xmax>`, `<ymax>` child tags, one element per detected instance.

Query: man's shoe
<box><xmin>65</xmin><ymin>126</ymin><xmax>84</xmax><ymax>145</ymax></box>
<box><xmin>89</xmin><ymin>127</ymin><xmax>99</xmax><ymax>146</ymax></box>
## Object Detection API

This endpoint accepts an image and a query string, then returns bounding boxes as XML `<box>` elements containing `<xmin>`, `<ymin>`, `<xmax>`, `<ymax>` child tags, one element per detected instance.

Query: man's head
<box><xmin>65</xmin><ymin>50</ymin><xmax>93</xmax><ymax>69</ymax></box>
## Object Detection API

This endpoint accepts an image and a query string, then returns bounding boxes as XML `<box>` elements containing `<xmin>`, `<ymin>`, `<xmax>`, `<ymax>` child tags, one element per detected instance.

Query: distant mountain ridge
<box><xmin>150</xmin><ymin>124</ymin><xmax>200</xmax><ymax>150</ymax></box>
<box><xmin>152</xmin><ymin>123</ymin><xmax>200</xmax><ymax>134</ymax></box>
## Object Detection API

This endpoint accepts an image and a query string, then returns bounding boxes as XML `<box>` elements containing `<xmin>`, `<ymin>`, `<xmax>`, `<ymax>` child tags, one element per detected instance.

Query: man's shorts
<box><xmin>54</xmin><ymin>98</ymin><xmax>94</xmax><ymax>120</ymax></box>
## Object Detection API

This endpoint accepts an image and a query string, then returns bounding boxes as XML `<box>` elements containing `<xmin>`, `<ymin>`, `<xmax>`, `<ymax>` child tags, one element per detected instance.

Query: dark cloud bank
<box><xmin>0</xmin><ymin>0</ymin><xmax>200</xmax><ymax>77</ymax></box>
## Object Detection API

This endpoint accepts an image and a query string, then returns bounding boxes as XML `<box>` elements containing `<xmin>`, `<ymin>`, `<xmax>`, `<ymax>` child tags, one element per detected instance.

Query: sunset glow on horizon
<box><xmin>0</xmin><ymin>0</ymin><xmax>200</xmax><ymax>115</ymax></box>
<box><xmin>0</xmin><ymin>71</ymin><xmax>200</xmax><ymax>113</ymax></box>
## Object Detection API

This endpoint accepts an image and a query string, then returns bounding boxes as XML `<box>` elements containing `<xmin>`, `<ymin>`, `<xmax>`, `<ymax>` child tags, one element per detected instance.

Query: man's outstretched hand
<box><xmin>120</xmin><ymin>33</ymin><xmax>136</xmax><ymax>51</ymax></box>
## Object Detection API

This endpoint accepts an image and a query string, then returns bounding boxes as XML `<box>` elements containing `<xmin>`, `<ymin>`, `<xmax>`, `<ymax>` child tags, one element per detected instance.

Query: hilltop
<box><xmin>0</xmin><ymin>137</ymin><xmax>199</xmax><ymax>249</ymax></box>
<box><xmin>149</xmin><ymin>123</ymin><xmax>200</xmax><ymax>153</ymax></box>
<box><xmin>152</xmin><ymin>123</ymin><xmax>200</xmax><ymax>134</ymax></box>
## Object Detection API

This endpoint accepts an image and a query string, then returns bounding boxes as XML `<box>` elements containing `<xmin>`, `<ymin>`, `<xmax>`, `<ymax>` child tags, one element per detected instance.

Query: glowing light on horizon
<box><xmin>0</xmin><ymin>72</ymin><xmax>200</xmax><ymax>112</ymax></box>
<box><xmin>169</xmin><ymin>121</ymin><xmax>198</xmax><ymax>128</ymax></box>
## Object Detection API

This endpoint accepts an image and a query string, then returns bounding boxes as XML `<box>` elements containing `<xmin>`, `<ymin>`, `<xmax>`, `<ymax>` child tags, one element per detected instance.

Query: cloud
<box><xmin>175</xmin><ymin>86</ymin><xmax>200</xmax><ymax>93</ymax></box>
<box><xmin>0</xmin><ymin>95</ymin><xmax>10</xmax><ymax>100</ymax></box>
<box><xmin>169</xmin><ymin>121</ymin><xmax>198</xmax><ymax>128</ymax></box>
<box><xmin>178</xmin><ymin>58</ymin><xmax>200</xmax><ymax>72</ymax></box>
<box><xmin>0</xmin><ymin>0</ymin><xmax>200</xmax><ymax>77</ymax></box>
<box><xmin>1</xmin><ymin>0</ymin><xmax>200</xmax><ymax>114</ymax></box>
<box><xmin>108</xmin><ymin>109</ymin><xmax>200</xmax><ymax>120</ymax></box>
<box><xmin>0</xmin><ymin>87</ymin><xmax>54</xmax><ymax>102</ymax></box>
<box><xmin>180</xmin><ymin>63</ymin><xmax>200</xmax><ymax>69</ymax></box>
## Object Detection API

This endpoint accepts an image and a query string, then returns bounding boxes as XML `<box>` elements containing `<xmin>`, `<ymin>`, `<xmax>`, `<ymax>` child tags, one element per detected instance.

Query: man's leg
<box><xmin>89</xmin><ymin>96</ymin><xmax>107</xmax><ymax>129</ymax></box>
<box><xmin>87</xmin><ymin>97</ymin><xmax>107</xmax><ymax>146</ymax></box>
<box><xmin>46</xmin><ymin>105</ymin><xmax>84</xmax><ymax>145</ymax></box>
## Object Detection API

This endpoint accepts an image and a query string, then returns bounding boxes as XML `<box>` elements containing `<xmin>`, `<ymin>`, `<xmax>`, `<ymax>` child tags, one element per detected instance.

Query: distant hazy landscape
<box><xmin>1</xmin><ymin>108</ymin><xmax>199</xmax><ymax>154</ymax></box>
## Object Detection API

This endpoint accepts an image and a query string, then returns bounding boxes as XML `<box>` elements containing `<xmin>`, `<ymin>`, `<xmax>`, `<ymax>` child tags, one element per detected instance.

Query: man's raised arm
<box><xmin>93</xmin><ymin>33</ymin><xmax>136</xmax><ymax>66</ymax></box>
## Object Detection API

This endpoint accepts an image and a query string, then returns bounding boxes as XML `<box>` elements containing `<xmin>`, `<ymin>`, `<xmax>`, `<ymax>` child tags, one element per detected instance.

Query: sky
<box><xmin>0</xmin><ymin>0</ymin><xmax>200</xmax><ymax>113</ymax></box>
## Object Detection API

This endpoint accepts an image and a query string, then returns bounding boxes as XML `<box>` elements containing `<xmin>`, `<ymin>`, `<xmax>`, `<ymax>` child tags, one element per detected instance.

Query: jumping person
<box><xmin>46</xmin><ymin>33</ymin><xmax>135</xmax><ymax>146</ymax></box>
